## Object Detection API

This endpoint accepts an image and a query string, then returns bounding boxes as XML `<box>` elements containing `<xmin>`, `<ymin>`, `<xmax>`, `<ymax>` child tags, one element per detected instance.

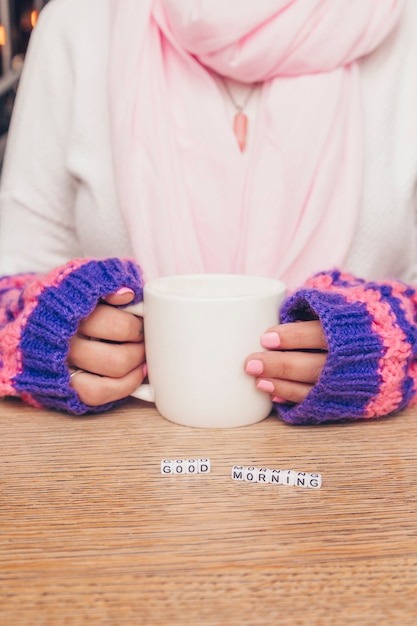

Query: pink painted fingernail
<box><xmin>116</xmin><ymin>287</ymin><xmax>134</xmax><ymax>296</ymax></box>
<box><xmin>245</xmin><ymin>359</ymin><xmax>263</xmax><ymax>376</ymax></box>
<box><xmin>142</xmin><ymin>363</ymin><xmax>148</xmax><ymax>378</ymax></box>
<box><xmin>256</xmin><ymin>379</ymin><xmax>275</xmax><ymax>393</ymax></box>
<box><xmin>261</xmin><ymin>332</ymin><xmax>280</xmax><ymax>349</ymax></box>
<box><xmin>272</xmin><ymin>396</ymin><xmax>287</xmax><ymax>404</ymax></box>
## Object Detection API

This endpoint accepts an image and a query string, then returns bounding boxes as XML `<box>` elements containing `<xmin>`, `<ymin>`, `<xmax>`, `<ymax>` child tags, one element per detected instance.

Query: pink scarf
<box><xmin>109</xmin><ymin>0</ymin><xmax>403</xmax><ymax>287</ymax></box>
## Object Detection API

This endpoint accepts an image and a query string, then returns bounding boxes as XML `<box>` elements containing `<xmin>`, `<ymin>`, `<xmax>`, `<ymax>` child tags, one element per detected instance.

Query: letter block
<box><xmin>269</xmin><ymin>469</ymin><xmax>282</xmax><ymax>484</ymax></box>
<box><xmin>295</xmin><ymin>472</ymin><xmax>308</xmax><ymax>487</ymax></box>
<box><xmin>256</xmin><ymin>468</ymin><xmax>271</xmax><ymax>484</ymax></box>
<box><xmin>231</xmin><ymin>466</ymin><xmax>245</xmax><ymax>481</ymax></box>
<box><xmin>173</xmin><ymin>460</ymin><xmax>186</xmax><ymax>474</ymax></box>
<box><xmin>244</xmin><ymin>466</ymin><xmax>258</xmax><ymax>482</ymax></box>
<box><xmin>198</xmin><ymin>458</ymin><xmax>211</xmax><ymax>474</ymax></box>
<box><xmin>185</xmin><ymin>459</ymin><xmax>198</xmax><ymax>474</ymax></box>
<box><xmin>280</xmin><ymin>470</ymin><xmax>296</xmax><ymax>486</ymax></box>
<box><xmin>307</xmin><ymin>473</ymin><xmax>322</xmax><ymax>489</ymax></box>
<box><xmin>160</xmin><ymin>459</ymin><xmax>173</xmax><ymax>475</ymax></box>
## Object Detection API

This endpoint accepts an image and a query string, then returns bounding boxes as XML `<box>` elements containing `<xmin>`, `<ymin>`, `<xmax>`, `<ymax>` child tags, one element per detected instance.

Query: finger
<box><xmin>102</xmin><ymin>288</ymin><xmax>135</xmax><ymax>306</ymax></box>
<box><xmin>245</xmin><ymin>350</ymin><xmax>327</xmax><ymax>385</ymax></box>
<box><xmin>69</xmin><ymin>364</ymin><xmax>147</xmax><ymax>406</ymax></box>
<box><xmin>77</xmin><ymin>303</ymin><xmax>143</xmax><ymax>343</ymax></box>
<box><xmin>261</xmin><ymin>320</ymin><xmax>327</xmax><ymax>351</ymax></box>
<box><xmin>69</xmin><ymin>335</ymin><xmax>146</xmax><ymax>378</ymax></box>
<box><xmin>256</xmin><ymin>378</ymin><xmax>314</xmax><ymax>405</ymax></box>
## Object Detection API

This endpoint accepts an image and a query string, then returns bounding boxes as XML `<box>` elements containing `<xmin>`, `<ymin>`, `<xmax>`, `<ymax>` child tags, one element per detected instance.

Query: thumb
<box><xmin>103</xmin><ymin>287</ymin><xmax>135</xmax><ymax>306</ymax></box>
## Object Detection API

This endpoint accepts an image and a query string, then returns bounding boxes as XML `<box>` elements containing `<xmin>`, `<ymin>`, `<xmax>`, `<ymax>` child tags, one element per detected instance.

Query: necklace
<box><xmin>222</xmin><ymin>79</ymin><xmax>258</xmax><ymax>152</ymax></box>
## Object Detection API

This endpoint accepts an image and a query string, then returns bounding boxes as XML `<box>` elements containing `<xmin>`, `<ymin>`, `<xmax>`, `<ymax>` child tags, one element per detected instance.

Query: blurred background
<box><xmin>0</xmin><ymin>0</ymin><xmax>49</xmax><ymax>165</ymax></box>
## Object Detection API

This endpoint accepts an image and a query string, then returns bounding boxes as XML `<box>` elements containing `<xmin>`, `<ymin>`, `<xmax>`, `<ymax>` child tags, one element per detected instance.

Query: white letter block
<box><xmin>280</xmin><ymin>470</ymin><xmax>296</xmax><ymax>486</ymax></box>
<box><xmin>244</xmin><ymin>466</ymin><xmax>259</xmax><ymax>482</ymax></box>
<box><xmin>231</xmin><ymin>466</ymin><xmax>245</xmax><ymax>481</ymax></box>
<box><xmin>307</xmin><ymin>473</ymin><xmax>322</xmax><ymax>489</ymax></box>
<box><xmin>198</xmin><ymin>458</ymin><xmax>211</xmax><ymax>474</ymax></box>
<box><xmin>256</xmin><ymin>468</ymin><xmax>271</xmax><ymax>484</ymax></box>
<box><xmin>269</xmin><ymin>469</ymin><xmax>282</xmax><ymax>485</ymax></box>
<box><xmin>160</xmin><ymin>460</ymin><xmax>173</xmax><ymax>475</ymax></box>
<box><xmin>173</xmin><ymin>460</ymin><xmax>186</xmax><ymax>474</ymax></box>
<box><xmin>185</xmin><ymin>459</ymin><xmax>198</xmax><ymax>474</ymax></box>
<box><xmin>295</xmin><ymin>472</ymin><xmax>308</xmax><ymax>488</ymax></box>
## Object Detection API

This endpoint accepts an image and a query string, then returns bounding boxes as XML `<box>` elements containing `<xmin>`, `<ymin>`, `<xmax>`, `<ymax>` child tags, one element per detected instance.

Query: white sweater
<box><xmin>1</xmin><ymin>0</ymin><xmax>417</xmax><ymax>285</ymax></box>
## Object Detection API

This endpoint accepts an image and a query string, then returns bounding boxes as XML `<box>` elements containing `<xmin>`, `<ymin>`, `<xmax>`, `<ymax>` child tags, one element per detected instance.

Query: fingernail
<box><xmin>256</xmin><ymin>379</ymin><xmax>275</xmax><ymax>393</ymax></box>
<box><xmin>142</xmin><ymin>363</ymin><xmax>148</xmax><ymax>378</ymax></box>
<box><xmin>116</xmin><ymin>287</ymin><xmax>134</xmax><ymax>296</ymax></box>
<box><xmin>245</xmin><ymin>359</ymin><xmax>263</xmax><ymax>376</ymax></box>
<box><xmin>261</xmin><ymin>332</ymin><xmax>280</xmax><ymax>349</ymax></box>
<box><xmin>272</xmin><ymin>396</ymin><xmax>287</xmax><ymax>404</ymax></box>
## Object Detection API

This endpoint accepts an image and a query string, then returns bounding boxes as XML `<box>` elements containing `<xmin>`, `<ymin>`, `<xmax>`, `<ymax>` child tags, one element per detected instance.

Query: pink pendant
<box><xmin>233</xmin><ymin>111</ymin><xmax>248</xmax><ymax>152</ymax></box>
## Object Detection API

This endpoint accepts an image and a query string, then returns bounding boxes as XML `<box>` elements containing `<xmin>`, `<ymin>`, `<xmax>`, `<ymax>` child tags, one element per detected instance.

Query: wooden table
<box><xmin>1</xmin><ymin>397</ymin><xmax>416</xmax><ymax>625</ymax></box>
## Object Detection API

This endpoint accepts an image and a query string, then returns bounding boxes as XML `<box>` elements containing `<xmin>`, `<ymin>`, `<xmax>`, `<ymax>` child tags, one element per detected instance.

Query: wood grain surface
<box><xmin>1</xmin><ymin>397</ymin><xmax>416</xmax><ymax>625</ymax></box>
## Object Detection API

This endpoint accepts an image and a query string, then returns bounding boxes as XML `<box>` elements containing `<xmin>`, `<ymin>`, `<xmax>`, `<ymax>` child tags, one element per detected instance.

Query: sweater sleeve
<box><xmin>0</xmin><ymin>2</ymin><xmax>82</xmax><ymax>275</ymax></box>
<box><xmin>276</xmin><ymin>269</ymin><xmax>417</xmax><ymax>425</ymax></box>
<box><xmin>0</xmin><ymin>257</ymin><xmax>143</xmax><ymax>415</ymax></box>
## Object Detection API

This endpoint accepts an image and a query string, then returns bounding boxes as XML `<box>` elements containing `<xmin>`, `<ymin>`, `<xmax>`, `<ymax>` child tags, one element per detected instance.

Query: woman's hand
<box><xmin>68</xmin><ymin>288</ymin><xmax>146</xmax><ymax>406</ymax></box>
<box><xmin>244</xmin><ymin>320</ymin><xmax>327</xmax><ymax>404</ymax></box>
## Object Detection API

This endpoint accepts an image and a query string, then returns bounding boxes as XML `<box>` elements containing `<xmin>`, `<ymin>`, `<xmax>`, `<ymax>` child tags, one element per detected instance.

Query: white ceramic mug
<box><xmin>127</xmin><ymin>274</ymin><xmax>286</xmax><ymax>428</ymax></box>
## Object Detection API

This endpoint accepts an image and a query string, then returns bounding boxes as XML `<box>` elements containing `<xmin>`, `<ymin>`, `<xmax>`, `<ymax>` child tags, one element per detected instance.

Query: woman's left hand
<box><xmin>67</xmin><ymin>289</ymin><xmax>146</xmax><ymax>406</ymax></box>
<box><xmin>244</xmin><ymin>320</ymin><xmax>328</xmax><ymax>404</ymax></box>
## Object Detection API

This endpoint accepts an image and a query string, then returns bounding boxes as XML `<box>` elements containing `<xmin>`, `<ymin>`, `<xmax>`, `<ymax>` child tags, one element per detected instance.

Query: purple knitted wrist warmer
<box><xmin>277</xmin><ymin>270</ymin><xmax>417</xmax><ymax>425</ymax></box>
<box><xmin>0</xmin><ymin>257</ymin><xmax>143</xmax><ymax>415</ymax></box>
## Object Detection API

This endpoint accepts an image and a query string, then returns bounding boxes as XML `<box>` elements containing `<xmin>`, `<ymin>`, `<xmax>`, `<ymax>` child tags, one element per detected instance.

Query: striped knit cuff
<box><xmin>277</xmin><ymin>270</ymin><xmax>417</xmax><ymax>425</ymax></box>
<box><xmin>13</xmin><ymin>257</ymin><xmax>143</xmax><ymax>415</ymax></box>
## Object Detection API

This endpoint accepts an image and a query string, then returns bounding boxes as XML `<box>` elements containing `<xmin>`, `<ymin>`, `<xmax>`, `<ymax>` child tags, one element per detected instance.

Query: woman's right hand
<box><xmin>67</xmin><ymin>288</ymin><xmax>146</xmax><ymax>406</ymax></box>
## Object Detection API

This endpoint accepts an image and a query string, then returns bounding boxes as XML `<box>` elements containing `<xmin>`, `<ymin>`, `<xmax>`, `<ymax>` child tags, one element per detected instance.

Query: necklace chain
<box><xmin>222</xmin><ymin>80</ymin><xmax>258</xmax><ymax>112</ymax></box>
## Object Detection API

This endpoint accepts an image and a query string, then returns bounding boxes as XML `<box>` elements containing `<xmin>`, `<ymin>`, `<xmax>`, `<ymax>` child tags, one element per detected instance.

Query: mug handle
<box><xmin>124</xmin><ymin>301</ymin><xmax>156</xmax><ymax>403</ymax></box>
